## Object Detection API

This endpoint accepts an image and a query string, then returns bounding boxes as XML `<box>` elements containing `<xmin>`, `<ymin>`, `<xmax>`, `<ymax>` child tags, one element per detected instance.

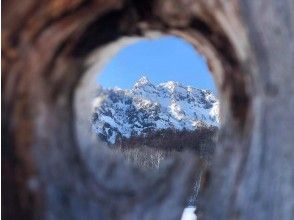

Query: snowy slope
<box><xmin>92</xmin><ymin>76</ymin><xmax>219</xmax><ymax>144</ymax></box>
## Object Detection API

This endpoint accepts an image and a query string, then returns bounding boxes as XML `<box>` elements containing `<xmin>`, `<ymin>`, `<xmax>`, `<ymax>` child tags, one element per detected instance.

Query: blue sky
<box><xmin>97</xmin><ymin>36</ymin><xmax>216</xmax><ymax>93</ymax></box>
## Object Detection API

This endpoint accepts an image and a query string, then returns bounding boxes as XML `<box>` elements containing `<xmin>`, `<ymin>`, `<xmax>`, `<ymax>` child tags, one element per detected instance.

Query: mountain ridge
<box><xmin>92</xmin><ymin>76</ymin><xmax>219</xmax><ymax>144</ymax></box>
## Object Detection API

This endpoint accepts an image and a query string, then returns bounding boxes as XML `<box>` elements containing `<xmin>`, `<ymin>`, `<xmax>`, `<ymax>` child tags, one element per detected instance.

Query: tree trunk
<box><xmin>2</xmin><ymin>0</ymin><xmax>294</xmax><ymax>219</ymax></box>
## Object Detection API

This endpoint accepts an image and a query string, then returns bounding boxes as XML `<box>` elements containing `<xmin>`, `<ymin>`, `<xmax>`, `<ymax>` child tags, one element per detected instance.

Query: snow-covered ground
<box><xmin>181</xmin><ymin>206</ymin><xmax>197</xmax><ymax>220</ymax></box>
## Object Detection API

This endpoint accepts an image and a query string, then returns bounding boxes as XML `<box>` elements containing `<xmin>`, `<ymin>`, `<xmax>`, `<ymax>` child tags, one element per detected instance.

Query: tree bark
<box><xmin>2</xmin><ymin>0</ymin><xmax>294</xmax><ymax>219</ymax></box>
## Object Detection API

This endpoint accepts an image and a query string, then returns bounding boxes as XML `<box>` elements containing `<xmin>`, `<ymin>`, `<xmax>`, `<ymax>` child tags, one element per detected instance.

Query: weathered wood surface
<box><xmin>2</xmin><ymin>0</ymin><xmax>294</xmax><ymax>219</ymax></box>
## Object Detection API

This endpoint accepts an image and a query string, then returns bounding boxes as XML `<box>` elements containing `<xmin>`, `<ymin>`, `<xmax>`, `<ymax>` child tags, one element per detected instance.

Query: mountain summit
<box><xmin>92</xmin><ymin>77</ymin><xmax>219</xmax><ymax>144</ymax></box>
<box><xmin>133</xmin><ymin>76</ymin><xmax>151</xmax><ymax>87</ymax></box>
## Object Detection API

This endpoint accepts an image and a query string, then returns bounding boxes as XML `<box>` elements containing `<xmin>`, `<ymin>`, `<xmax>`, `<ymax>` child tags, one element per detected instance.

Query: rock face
<box><xmin>2</xmin><ymin>0</ymin><xmax>294</xmax><ymax>220</ymax></box>
<box><xmin>92</xmin><ymin>77</ymin><xmax>219</xmax><ymax>144</ymax></box>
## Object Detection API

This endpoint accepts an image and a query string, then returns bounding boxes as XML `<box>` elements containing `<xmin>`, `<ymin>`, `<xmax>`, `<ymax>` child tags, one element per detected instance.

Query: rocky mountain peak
<box><xmin>160</xmin><ymin>81</ymin><xmax>180</xmax><ymax>91</ymax></box>
<box><xmin>133</xmin><ymin>76</ymin><xmax>151</xmax><ymax>87</ymax></box>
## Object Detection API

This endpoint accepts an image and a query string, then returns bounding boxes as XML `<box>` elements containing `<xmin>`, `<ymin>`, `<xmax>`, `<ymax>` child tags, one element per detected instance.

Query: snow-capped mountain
<box><xmin>92</xmin><ymin>76</ymin><xmax>219</xmax><ymax>144</ymax></box>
